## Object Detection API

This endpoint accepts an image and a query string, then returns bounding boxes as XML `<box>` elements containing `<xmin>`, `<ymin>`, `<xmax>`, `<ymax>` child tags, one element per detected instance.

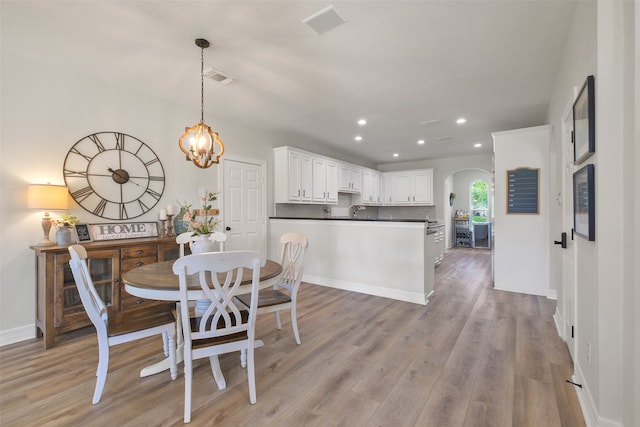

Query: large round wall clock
<box><xmin>63</xmin><ymin>132</ymin><xmax>165</xmax><ymax>220</ymax></box>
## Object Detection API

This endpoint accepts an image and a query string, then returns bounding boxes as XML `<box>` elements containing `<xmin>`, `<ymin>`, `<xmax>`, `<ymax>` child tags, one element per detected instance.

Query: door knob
<box><xmin>554</xmin><ymin>232</ymin><xmax>567</xmax><ymax>249</ymax></box>
<box><xmin>225</xmin><ymin>226</ymin><xmax>231</xmax><ymax>231</ymax></box>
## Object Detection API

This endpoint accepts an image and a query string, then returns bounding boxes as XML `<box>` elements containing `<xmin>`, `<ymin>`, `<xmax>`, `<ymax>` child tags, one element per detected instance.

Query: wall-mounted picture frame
<box><xmin>573</xmin><ymin>75</ymin><xmax>595</xmax><ymax>164</ymax></box>
<box><xmin>573</xmin><ymin>164</ymin><xmax>595</xmax><ymax>241</ymax></box>
<box><xmin>73</xmin><ymin>223</ymin><xmax>92</xmax><ymax>243</ymax></box>
<box><xmin>88</xmin><ymin>222</ymin><xmax>159</xmax><ymax>241</ymax></box>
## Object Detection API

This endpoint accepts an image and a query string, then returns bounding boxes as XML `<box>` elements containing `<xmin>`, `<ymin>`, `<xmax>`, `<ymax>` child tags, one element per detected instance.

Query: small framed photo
<box><xmin>573</xmin><ymin>164</ymin><xmax>595</xmax><ymax>241</ymax></box>
<box><xmin>573</xmin><ymin>75</ymin><xmax>595</xmax><ymax>164</ymax></box>
<box><xmin>74</xmin><ymin>223</ymin><xmax>92</xmax><ymax>243</ymax></box>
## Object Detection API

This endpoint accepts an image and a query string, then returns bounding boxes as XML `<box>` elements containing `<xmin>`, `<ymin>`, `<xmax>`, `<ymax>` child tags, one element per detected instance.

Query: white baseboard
<box><xmin>303</xmin><ymin>274</ymin><xmax>430</xmax><ymax>305</ymax></box>
<box><xmin>547</xmin><ymin>289</ymin><xmax>558</xmax><ymax>300</ymax></box>
<box><xmin>0</xmin><ymin>324</ymin><xmax>36</xmax><ymax>347</ymax></box>
<box><xmin>553</xmin><ymin>309</ymin><xmax>564</xmax><ymax>340</ymax></box>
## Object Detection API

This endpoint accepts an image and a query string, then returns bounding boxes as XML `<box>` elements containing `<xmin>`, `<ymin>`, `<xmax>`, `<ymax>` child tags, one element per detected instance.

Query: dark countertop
<box><xmin>270</xmin><ymin>216</ymin><xmax>428</xmax><ymax>223</ymax></box>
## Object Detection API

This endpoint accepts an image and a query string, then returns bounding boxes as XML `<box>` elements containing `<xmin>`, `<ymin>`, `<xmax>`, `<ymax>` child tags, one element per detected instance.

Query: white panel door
<box><xmin>223</xmin><ymin>158</ymin><xmax>264</xmax><ymax>253</ymax></box>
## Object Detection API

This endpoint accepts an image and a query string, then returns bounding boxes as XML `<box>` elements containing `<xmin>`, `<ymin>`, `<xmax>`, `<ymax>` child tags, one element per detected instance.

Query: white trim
<box><xmin>547</xmin><ymin>289</ymin><xmax>558</xmax><ymax>300</ymax></box>
<box><xmin>303</xmin><ymin>274</ymin><xmax>431</xmax><ymax>306</ymax></box>
<box><xmin>553</xmin><ymin>309</ymin><xmax>565</xmax><ymax>340</ymax></box>
<box><xmin>0</xmin><ymin>324</ymin><xmax>36</xmax><ymax>347</ymax></box>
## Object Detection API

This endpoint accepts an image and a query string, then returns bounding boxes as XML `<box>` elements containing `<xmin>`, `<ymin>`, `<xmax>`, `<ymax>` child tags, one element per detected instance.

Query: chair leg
<box><xmin>240</xmin><ymin>349</ymin><xmax>247</xmax><ymax>368</ymax></box>
<box><xmin>274</xmin><ymin>311</ymin><xmax>282</xmax><ymax>330</ymax></box>
<box><xmin>209</xmin><ymin>355</ymin><xmax>226</xmax><ymax>390</ymax></box>
<box><xmin>183</xmin><ymin>356</ymin><xmax>192</xmax><ymax>423</ymax></box>
<box><xmin>93</xmin><ymin>341</ymin><xmax>109</xmax><ymax>404</ymax></box>
<box><xmin>291</xmin><ymin>305</ymin><xmax>301</xmax><ymax>345</ymax></box>
<box><xmin>247</xmin><ymin>345</ymin><xmax>256</xmax><ymax>404</ymax></box>
<box><xmin>162</xmin><ymin>331</ymin><xmax>169</xmax><ymax>357</ymax></box>
<box><xmin>167</xmin><ymin>329</ymin><xmax>177</xmax><ymax>380</ymax></box>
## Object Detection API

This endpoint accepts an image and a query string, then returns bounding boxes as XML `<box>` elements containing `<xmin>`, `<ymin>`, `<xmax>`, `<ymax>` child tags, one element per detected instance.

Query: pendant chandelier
<box><xmin>178</xmin><ymin>38</ymin><xmax>225</xmax><ymax>168</ymax></box>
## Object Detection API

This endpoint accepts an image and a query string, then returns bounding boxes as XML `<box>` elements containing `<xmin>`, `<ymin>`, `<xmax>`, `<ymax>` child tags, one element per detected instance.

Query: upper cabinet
<box><xmin>338</xmin><ymin>164</ymin><xmax>362</xmax><ymax>193</ymax></box>
<box><xmin>274</xmin><ymin>146</ymin><xmax>337</xmax><ymax>205</ymax></box>
<box><xmin>312</xmin><ymin>158</ymin><xmax>338</xmax><ymax>203</ymax></box>
<box><xmin>383</xmin><ymin>169</ymin><xmax>433</xmax><ymax>206</ymax></box>
<box><xmin>360</xmin><ymin>169</ymin><xmax>382</xmax><ymax>205</ymax></box>
<box><xmin>274</xmin><ymin>147</ymin><xmax>433</xmax><ymax>206</ymax></box>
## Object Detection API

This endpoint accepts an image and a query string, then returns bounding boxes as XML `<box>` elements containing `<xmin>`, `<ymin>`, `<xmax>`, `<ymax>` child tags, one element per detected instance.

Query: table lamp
<box><xmin>28</xmin><ymin>184</ymin><xmax>69</xmax><ymax>246</ymax></box>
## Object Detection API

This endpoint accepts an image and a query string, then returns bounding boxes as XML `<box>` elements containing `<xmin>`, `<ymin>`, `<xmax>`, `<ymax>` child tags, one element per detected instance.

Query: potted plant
<box><xmin>53</xmin><ymin>212</ymin><xmax>79</xmax><ymax>246</ymax></box>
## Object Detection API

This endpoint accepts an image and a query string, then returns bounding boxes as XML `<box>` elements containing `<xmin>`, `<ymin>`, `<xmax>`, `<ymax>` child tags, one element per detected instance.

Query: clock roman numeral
<box><xmin>137</xmin><ymin>199</ymin><xmax>150</xmax><ymax>212</ymax></box>
<box><xmin>64</xmin><ymin>169</ymin><xmax>87</xmax><ymax>178</ymax></box>
<box><xmin>114</xmin><ymin>133</ymin><xmax>125</xmax><ymax>150</ymax></box>
<box><xmin>71</xmin><ymin>186</ymin><xmax>94</xmax><ymax>201</ymax></box>
<box><xmin>88</xmin><ymin>134</ymin><xmax>106</xmax><ymax>152</ymax></box>
<box><xmin>70</xmin><ymin>147</ymin><xmax>93</xmax><ymax>162</ymax></box>
<box><xmin>145</xmin><ymin>188</ymin><xmax>162</xmax><ymax>200</ymax></box>
<box><xmin>119</xmin><ymin>203</ymin><xmax>128</xmax><ymax>220</ymax></box>
<box><xmin>144</xmin><ymin>158</ymin><xmax>159</xmax><ymax>167</ymax></box>
<box><xmin>148</xmin><ymin>175</ymin><xmax>164</xmax><ymax>182</ymax></box>
<box><xmin>93</xmin><ymin>198</ymin><xmax>107</xmax><ymax>216</ymax></box>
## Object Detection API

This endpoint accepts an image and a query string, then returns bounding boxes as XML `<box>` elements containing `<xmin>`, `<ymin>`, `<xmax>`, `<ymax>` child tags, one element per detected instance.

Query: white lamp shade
<box><xmin>28</xmin><ymin>184</ymin><xmax>69</xmax><ymax>210</ymax></box>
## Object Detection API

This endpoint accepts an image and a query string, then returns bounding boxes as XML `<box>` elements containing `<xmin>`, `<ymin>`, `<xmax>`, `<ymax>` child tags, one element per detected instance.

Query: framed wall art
<box><xmin>73</xmin><ymin>223</ymin><xmax>93</xmax><ymax>243</ymax></box>
<box><xmin>573</xmin><ymin>164</ymin><xmax>595</xmax><ymax>241</ymax></box>
<box><xmin>573</xmin><ymin>75</ymin><xmax>595</xmax><ymax>164</ymax></box>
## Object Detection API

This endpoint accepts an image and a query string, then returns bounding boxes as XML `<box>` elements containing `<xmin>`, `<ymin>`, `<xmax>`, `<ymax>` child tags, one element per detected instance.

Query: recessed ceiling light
<box><xmin>354</xmin><ymin>136</ymin><xmax>363</xmax><ymax>142</ymax></box>
<box><xmin>456</xmin><ymin>118</ymin><xmax>467</xmax><ymax>124</ymax></box>
<box><xmin>393</xmin><ymin>153</ymin><xmax>399</xmax><ymax>157</ymax></box>
<box><xmin>474</xmin><ymin>143</ymin><xmax>482</xmax><ymax>148</ymax></box>
<box><xmin>358</xmin><ymin>119</ymin><xmax>367</xmax><ymax>126</ymax></box>
<box><xmin>417</xmin><ymin>139</ymin><xmax>425</xmax><ymax>145</ymax></box>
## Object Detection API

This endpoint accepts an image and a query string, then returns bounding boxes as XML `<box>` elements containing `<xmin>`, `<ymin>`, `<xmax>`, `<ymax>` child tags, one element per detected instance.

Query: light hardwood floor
<box><xmin>0</xmin><ymin>248</ymin><xmax>585</xmax><ymax>426</ymax></box>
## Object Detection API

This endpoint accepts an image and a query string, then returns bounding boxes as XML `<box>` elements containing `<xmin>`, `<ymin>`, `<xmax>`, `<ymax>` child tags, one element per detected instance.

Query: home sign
<box><xmin>88</xmin><ymin>222</ymin><xmax>159</xmax><ymax>241</ymax></box>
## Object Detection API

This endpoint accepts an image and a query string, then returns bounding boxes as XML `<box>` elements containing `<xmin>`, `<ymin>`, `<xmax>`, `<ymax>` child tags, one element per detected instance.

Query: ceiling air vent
<box><xmin>204</xmin><ymin>68</ymin><xmax>235</xmax><ymax>85</ymax></box>
<box><xmin>302</xmin><ymin>5</ymin><xmax>347</xmax><ymax>35</ymax></box>
<box><xmin>436</xmin><ymin>136</ymin><xmax>452</xmax><ymax>143</ymax></box>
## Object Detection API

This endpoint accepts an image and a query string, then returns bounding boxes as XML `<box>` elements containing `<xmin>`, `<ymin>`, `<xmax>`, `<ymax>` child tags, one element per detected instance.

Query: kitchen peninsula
<box><xmin>269</xmin><ymin>217</ymin><xmax>435</xmax><ymax>305</ymax></box>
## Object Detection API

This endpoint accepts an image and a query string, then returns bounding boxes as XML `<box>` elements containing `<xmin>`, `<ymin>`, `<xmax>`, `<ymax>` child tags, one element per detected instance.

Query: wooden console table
<box><xmin>30</xmin><ymin>236</ymin><xmax>180</xmax><ymax>349</ymax></box>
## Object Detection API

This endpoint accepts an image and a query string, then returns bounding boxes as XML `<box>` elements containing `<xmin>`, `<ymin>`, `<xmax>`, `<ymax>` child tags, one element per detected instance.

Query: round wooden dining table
<box><xmin>121</xmin><ymin>258</ymin><xmax>282</xmax><ymax>381</ymax></box>
<box><xmin>122</xmin><ymin>258</ymin><xmax>282</xmax><ymax>301</ymax></box>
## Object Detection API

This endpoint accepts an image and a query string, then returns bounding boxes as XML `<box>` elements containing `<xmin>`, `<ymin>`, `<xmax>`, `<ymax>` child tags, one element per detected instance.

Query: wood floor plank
<box><xmin>0</xmin><ymin>248</ymin><xmax>585</xmax><ymax>426</ymax></box>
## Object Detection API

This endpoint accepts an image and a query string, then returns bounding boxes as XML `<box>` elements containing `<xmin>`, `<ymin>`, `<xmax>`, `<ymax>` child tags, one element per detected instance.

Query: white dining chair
<box><xmin>173</xmin><ymin>250</ymin><xmax>261</xmax><ymax>423</ymax></box>
<box><xmin>236</xmin><ymin>232</ymin><xmax>308</xmax><ymax>344</ymax></box>
<box><xmin>68</xmin><ymin>245</ymin><xmax>177</xmax><ymax>404</ymax></box>
<box><xmin>209</xmin><ymin>231</ymin><xmax>227</xmax><ymax>251</ymax></box>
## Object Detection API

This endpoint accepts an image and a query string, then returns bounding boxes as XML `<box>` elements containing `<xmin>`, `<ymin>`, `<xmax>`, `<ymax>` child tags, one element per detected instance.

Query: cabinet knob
<box><xmin>135</xmin><ymin>249</ymin><xmax>144</xmax><ymax>255</ymax></box>
<box><xmin>135</xmin><ymin>261</ymin><xmax>144</xmax><ymax>267</ymax></box>
<box><xmin>136</xmin><ymin>299</ymin><xmax>143</xmax><ymax>304</ymax></box>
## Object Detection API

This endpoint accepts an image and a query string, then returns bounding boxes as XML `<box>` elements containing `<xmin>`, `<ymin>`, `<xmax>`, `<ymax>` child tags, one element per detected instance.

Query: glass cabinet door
<box><xmin>54</xmin><ymin>248</ymin><xmax>120</xmax><ymax>327</ymax></box>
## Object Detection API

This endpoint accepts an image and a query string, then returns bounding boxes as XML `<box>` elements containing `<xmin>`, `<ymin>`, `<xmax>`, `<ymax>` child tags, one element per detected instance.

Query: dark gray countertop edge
<box><xmin>270</xmin><ymin>216</ymin><xmax>428</xmax><ymax>223</ymax></box>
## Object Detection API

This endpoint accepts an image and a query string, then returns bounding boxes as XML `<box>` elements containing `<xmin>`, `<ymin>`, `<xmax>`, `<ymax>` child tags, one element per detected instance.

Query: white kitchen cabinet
<box><xmin>312</xmin><ymin>157</ymin><xmax>338</xmax><ymax>204</ymax></box>
<box><xmin>338</xmin><ymin>164</ymin><xmax>362</xmax><ymax>193</ymax></box>
<box><xmin>274</xmin><ymin>147</ymin><xmax>312</xmax><ymax>203</ymax></box>
<box><xmin>361</xmin><ymin>169</ymin><xmax>382</xmax><ymax>205</ymax></box>
<box><xmin>383</xmin><ymin>169</ymin><xmax>433</xmax><ymax>205</ymax></box>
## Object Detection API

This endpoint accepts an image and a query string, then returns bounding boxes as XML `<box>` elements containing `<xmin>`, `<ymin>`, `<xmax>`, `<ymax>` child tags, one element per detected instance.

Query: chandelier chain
<box><xmin>200</xmin><ymin>46</ymin><xmax>205</xmax><ymax>124</ymax></box>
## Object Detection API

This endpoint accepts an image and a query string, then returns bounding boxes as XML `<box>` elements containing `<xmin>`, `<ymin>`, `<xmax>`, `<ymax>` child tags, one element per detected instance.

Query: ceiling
<box><xmin>2</xmin><ymin>1</ymin><xmax>576</xmax><ymax>165</ymax></box>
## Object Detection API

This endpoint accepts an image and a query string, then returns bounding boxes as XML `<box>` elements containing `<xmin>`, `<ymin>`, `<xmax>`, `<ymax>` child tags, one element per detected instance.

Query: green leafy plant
<box><xmin>181</xmin><ymin>192</ymin><xmax>220</xmax><ymax>235</ymax></box>
<box><xmin>52</xmin><ymin>212</ymin><xmax>79</xmax><ymax>228</ymax></box>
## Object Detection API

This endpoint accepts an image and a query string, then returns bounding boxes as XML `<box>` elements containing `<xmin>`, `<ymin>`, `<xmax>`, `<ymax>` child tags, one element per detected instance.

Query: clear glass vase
<box><xmin>173</xmin><ymin>207</ymin><xmax>189</xmax><ymax>234</ymax></box>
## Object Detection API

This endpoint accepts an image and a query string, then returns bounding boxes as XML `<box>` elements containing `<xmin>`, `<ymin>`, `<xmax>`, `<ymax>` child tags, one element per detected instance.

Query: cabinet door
<box><xmin>300</xmin><ymin>154</ymin><xmax>313</xmax><ymax>202</ymax></box>
<box><xmin>312</xmin><ymin>158</ymin><xmax>327</xmax><ymax>202</ymax></box>
<box><xmin>383</xmin><ymin>173</ymin><xmax>394</xmax><ymax>204</ymax></box>
<box><xmin>287</xmin><ymin>150</ymin><xmax>302</xmax><ymax>201</ymax></box>
<box><xmin>349</xmin><ymin>167</ymin><xmax>362</xmax><ymax>192</ymax></box>
<box><xmin>55</xmin><ymin>248</ymin><xmax>119</xmax><ymax>328</ymax></box>
<box><xmin>338</xmin><ymin>164</ymin><xmax>351</xmax><ymax>191</ymax></box>
<box><xmin>394</xmin><ymin>173</ymin><xmax>412</xmax><ymax>204</ymax></box>
<box><xmin>325</xmin><ymin>161</ymin><xmax>338</xmax><ymax>203</ymax></box>
<box><xmin>412</xmin><ymin>169</ymin><xmax>433</xmax><ymax>205</ymax></box>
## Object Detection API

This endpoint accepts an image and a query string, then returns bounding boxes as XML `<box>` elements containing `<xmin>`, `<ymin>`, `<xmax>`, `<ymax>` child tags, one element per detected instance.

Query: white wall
<box><xmin>546</xmin><ymin>1</ymin><xmax>639</xmax><ymax>426</ymax></box>
<box><xmin>492</xmin><ymin>125</ymin><xmax>550</xmax><ymax>297</ymax></box>
<box><xmin>0</xmin><ymin>50</ymin><xmax>281</xmax><ymax>341</ymax></box>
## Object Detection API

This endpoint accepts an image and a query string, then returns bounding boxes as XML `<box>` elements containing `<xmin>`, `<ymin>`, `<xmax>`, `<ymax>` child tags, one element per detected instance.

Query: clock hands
<box><xmin>107</xmin><ymin>167</ymin><xmax>141</xmax><ymax>186</ymax></box>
